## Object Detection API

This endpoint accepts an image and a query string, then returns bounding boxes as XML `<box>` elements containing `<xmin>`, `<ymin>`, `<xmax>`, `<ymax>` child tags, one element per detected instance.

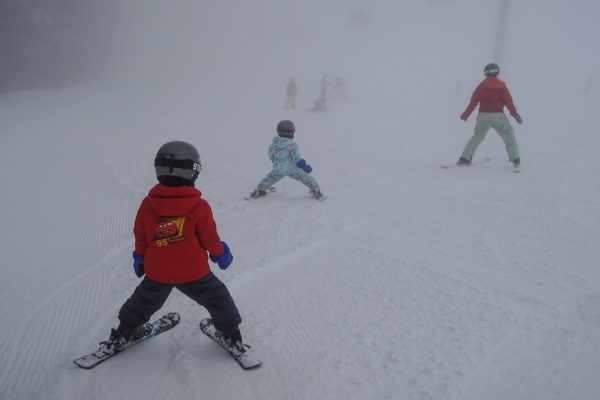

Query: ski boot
<box><xmin>250</xmin><ymin>189</ymin><xmax>267</xmax><ymax>198</ymax></box>
<box><xmin>310</xmin><ymin>188</ymin><xmax>326</xmax><ymax>201</ymax></box>
<box><xmin>216</xmin><ymin>327</ymin><xmax>249</xmax><ymax>355</ymax></box>
<box><xmin>512</xmin><ymin>158</ymin><xmax>521</xmax><ymax>173</ymax></box>
<box><xmin>456</xmin><ymin>157</ymin><xmax>471</xmax><ymax>166</ymax></box>
<box><xmin>226</xmin><ymin>328</ymin><xmax>248</xmax><ymax>354</ymax></box>
<box><xmin>128</xmin><ymin>323</ymin><xmax>154</xmax><ymax>341</ymax></box>
<box><xmin>96</xmin><ymin>329</ymin><xmax>127</xmax><ymax>355</ymax></box>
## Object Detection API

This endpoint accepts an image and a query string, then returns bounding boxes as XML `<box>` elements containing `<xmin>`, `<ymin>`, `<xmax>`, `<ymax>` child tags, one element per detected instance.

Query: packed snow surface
<box><xmin>1</xmin><ymin>1</ymin><xmax>600</xmax><ymax>399</ymax></box>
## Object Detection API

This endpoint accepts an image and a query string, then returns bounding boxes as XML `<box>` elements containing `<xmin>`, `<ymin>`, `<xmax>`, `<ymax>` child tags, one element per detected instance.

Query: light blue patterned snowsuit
<box><xmin>257</xmin><ymin>137</ymin><xmax>320</xmax><ymax>192</ymax></box>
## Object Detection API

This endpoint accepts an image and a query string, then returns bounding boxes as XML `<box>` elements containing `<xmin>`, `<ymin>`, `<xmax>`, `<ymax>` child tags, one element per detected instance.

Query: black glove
<box><xmin>515</xmin><ymin>114</ymin><xmax>523</xmax><ymax>125</ymax></box>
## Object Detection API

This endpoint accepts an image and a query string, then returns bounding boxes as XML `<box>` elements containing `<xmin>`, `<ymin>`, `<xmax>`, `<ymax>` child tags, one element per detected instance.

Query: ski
<box><xmin>244</xmin><ymin>186</ymin><xmax>276</xmax><ymax>201</ymax></box>
<box><xmin>513</xmin><ymin>165</ymin><xmax>521</xmax><ymax>173</ymax></box>
<box><xmin>199</xmin><ymin>318</ymin><xmax>262</xmax><ymax>370</ymax></box>
<box><xmin>441</xmin><ymin>157</ymin><xmax>491</xmax><ymax>169</ymax></box>
<box><xmin>73</xmin><ymin>312</ymin><xmax>180</xmax><ymax>369</ymax></box>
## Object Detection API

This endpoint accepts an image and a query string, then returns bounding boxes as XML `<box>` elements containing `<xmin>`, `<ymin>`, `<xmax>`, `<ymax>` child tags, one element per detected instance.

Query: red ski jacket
<box><xmin>461</xmin><ymin>77</ymin><xmax>519</xmax><ymax>120</ymax></box>
<box><xmin>133</xmin><ymin>184</ymin><xmax>225</xmax><ymax>284</ymax></box>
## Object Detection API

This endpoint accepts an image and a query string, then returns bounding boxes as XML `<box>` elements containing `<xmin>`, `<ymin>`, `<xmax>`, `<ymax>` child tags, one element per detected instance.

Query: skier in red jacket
<box><xmin>457</xmin><ymin>63</ymin><xmax>523</xmax><ymax>168</ymax></box>
<box><xmin>100</xmin><ymin>141</ymin><xmax>244</xmax><ymax>353</ymax></box>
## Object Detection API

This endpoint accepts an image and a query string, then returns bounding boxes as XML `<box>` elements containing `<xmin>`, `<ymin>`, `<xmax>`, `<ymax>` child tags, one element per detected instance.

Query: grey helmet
<box><xmin>484</xmin><ymin>63</ymin><xmax>500</xmax><ymax>77</ymax></box>
<box><xmin>154</xmin><ymin>141</ymin><xmax>201</xmax><ymax>184</ymax></box>
<box><xmin>277</xmin><ymin>119</ymin><xmax>295</xmax><ymax>138</ymax></box>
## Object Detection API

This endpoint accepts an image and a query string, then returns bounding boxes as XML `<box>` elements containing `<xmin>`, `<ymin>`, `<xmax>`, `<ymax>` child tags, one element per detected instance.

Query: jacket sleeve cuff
<box><xmin>212</xmin><ymin>242</ymin><xmax>225</xmax><ymax>257</ymax></box>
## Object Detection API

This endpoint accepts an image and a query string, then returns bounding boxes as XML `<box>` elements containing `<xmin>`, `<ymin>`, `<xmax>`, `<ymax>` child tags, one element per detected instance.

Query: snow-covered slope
<box><xmin>1</xmin><ymin>1</ymin><xmax>600</xmax><ymax>400</ymax></box>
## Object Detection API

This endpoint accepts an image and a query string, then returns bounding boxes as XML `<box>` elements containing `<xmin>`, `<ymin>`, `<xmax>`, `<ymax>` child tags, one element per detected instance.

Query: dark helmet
<box><xmin>154</xmin><ymin>141</ymin><xmax>201</xmax><ymax>185</ymax></box>
<box><xmin>484</xmin><ymin>63</ymin><xmax>500</xmax><ymax>77</ymax></box>
<box><xmin>277</xmin><ymin>120</ymin><xmax>295</xmax><ymax>138</ymax></box>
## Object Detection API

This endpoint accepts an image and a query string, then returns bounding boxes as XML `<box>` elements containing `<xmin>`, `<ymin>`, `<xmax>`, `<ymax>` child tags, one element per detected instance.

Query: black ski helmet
<box><xmin>277</xmin><ymin>120</ymin><xmax>295</xmax><ymax>138</ymax></box>
<box><xmin>154</xmin><ymin>141</ymin><xmax>201</xmax><ymax>185</ymax></box>
<box><xmin>484</xmin><ymin>63</ymin><xmax>500</xmax><ymax>77</ymax></box>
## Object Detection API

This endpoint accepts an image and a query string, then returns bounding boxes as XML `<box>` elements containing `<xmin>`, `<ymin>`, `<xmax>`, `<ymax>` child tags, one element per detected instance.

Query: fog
<box><xmin>99</xmin><ymin>0</ymin><xmax>600</xmax><ymax>116</ymax></box>
<box><xmin>3</xmin><ymin>0</ymin><xmax>599</xmax><ymax>115</ymax></box>
<box><xmin>108</xmin><ymin>0</ymin><xmax>492</xmax><ymax>108</ymax></box>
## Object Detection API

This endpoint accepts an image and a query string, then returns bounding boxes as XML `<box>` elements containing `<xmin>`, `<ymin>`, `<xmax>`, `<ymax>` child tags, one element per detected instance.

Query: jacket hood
<box><xmin>271</xmin><ymin>136</ymin><xmax>293</xmax><ymax>150</ymax></box>
<box><xmin>147</xmin><ymin>184</ymin><xmax>202</xmax><ymax>216</ymax></box>
<box><xmin>482</xmin><ymin>76</ymin><xmax>506</xmax><ymax>89</ymax></box>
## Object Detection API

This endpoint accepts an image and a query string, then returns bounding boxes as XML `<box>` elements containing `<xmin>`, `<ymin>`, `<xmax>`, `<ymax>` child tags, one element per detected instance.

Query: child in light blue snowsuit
<box><xmin>251</xmin><ymin>120</ymin><xmax>323</xmax><ymax>199</ymax></box>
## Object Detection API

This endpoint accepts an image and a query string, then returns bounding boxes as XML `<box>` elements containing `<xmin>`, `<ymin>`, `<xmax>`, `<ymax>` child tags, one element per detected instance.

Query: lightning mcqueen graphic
<box><xmin>154</xmin><ymin>222</ymin><xmax>177</xmax><ymax>239</ymax></box>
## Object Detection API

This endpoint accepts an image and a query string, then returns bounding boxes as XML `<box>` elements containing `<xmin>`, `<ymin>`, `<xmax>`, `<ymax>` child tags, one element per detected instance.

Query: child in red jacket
<box><xmin>457</xmin><ymin>63</ymin><xmax>523</xmax><ymax>168</ymax></box>
<box><xmin>100</xmin><ymin>141</ymin><xmax>243</xmax><ymax>353</ymax></box>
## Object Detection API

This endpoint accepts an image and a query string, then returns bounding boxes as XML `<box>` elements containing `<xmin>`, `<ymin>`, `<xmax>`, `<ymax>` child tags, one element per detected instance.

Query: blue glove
<box><xmin>209</xmin><ymin>241</ymin><xmax>233</xmax><ymax>270</ymax></box>
<box><xmin>132</xmin><ymin>252</ymin><xmax>145</xmax><ymax>278</ymax></box>
<box><xmin>296</xmin><ymin>159</ymin><xmax>313</xmax><ymax>174</ymax></box>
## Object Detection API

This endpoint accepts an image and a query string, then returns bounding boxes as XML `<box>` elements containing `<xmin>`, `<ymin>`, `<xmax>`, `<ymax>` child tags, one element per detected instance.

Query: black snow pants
<box><xmin>117</xmin><ymin>272</ymin><xmax>241</xmax><ymax>339</ymax></box>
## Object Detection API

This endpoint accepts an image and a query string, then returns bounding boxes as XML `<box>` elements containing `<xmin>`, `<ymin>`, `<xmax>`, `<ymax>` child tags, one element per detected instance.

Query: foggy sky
<box><xmin>2</xmin><ymin>0</ymin><xmax>599</xmax><ymax>107</ymax></box>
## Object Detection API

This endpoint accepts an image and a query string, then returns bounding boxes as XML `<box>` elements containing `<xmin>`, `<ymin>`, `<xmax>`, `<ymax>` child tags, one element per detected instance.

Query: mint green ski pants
<box><xmin>461</xmin><ymin>112</ymin><xmax>520</xmax><ymax>162</ymax></box>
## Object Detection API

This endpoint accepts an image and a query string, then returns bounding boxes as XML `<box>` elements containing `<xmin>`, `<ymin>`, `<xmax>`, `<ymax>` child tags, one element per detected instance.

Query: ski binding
<box><xmin>199</xmin><ymin>318</ymin><xmax>262</xmax><ymax>370</ymax></box>
<box><xmin>73</xmin><ymin>312</ymin><xmax>180</xmax><ymax>369</ymax></box>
